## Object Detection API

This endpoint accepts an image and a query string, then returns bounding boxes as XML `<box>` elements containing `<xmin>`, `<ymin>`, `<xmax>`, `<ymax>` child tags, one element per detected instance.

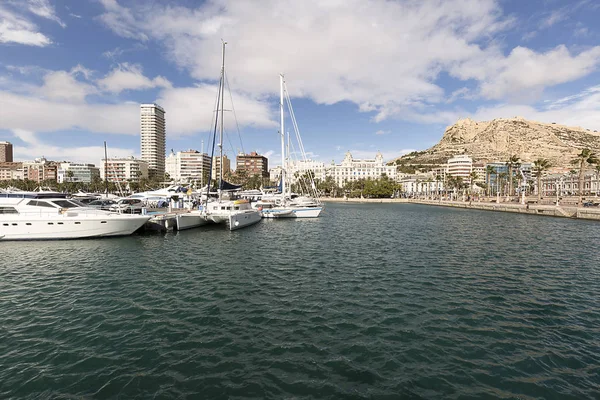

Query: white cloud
<box><xmin>0</xmin><ymin>6</ymin><xmax>52</xmax><ymax>46</ymax></box>
<box><xmin>156</xmin><ymin>84</ymin><xmax>276</xmax><ymax>136</ymax></box>
<box><xmin>96</xmin><ymin>0</ymin><xmax>514</xmax><ymax>119</ymax></box>
<box><xmin>452</xmin><ymin>45</ymin><xmax>600</xmax><ymax>101</ymax></box>
<box><xmin>469</xmin><ymin>84</ymin><xmax>600</xmax><ymax>131</ymax></box>
<box><xmin>96</xmin><ymin>0</ymin><xmax>600</xmax><ymax>126</ymax></box>
<box><xmin>0</xmin><ymin>91</ymin><xmax>139</xmax><ymax>134</ymax></box>
<box><xmin>539</xmin><ymin>9</ymin><xmax>565</xmax><ymax>29</ymax></box>
<box><xmin>26</xmin><ymin>0</ymin><xmax>66</xmax><ymax>28</ymax></box>
<box><xmin>96</xmin><ymin>0</ymin><xmax>148</xmax><ymax>41</ymax></box>
<box><xmin>38</xmin><ymin>69</ymin><xmax>97</xmax><ymax>103</ymax></box>
<box><xmin>11</xmin><ymin>130</ymin><xmax>137</xmax><ymax>165</ymax></box>
<box><xmin>98</xmin><ymin>63</ymin><xmax>172</xmax><ymax>93</ymax></box>
<box><xmin>375</xmin><ymin>130</ymin><xmax>390</xmax><ymax>135</ymax></box>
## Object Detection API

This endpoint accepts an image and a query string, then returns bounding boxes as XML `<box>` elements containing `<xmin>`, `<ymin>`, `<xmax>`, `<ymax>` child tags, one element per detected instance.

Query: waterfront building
<box><xmin>0</xmin><ymin>141</ymin><xmax>13</xmax><ymax>162</ymax></box>
<box><xmin>101</xmin><ymin>157</ymin><xmax>148</xmax><ymax>183</ymax></box>
<box><xmin>400</xmin><ymin>173</ymin><xmax>443</xmax><ymax>197</ymax></box>
<box><xmin>0</xmin><ymin>162</ymin><xmax>23</xmax><ymax>181</ymax></box>
<box><xmin>486</xmin><ymin>161</ymin><xmax>533</xmax><ymax>193</ymax></box>
<box><xmin>212</xmin><ymin>154</ymin><xmax>231</xmax><ymax>179</ymax></box>
<box><xmin>140</xmin><ymin>103</ymin><xmax>166</xmax><ymax>178</ymax></box>
<box><xmin>541</xmin><ymin>171</ymin><xmax>599</xmax><ymax>197</ymax></box>
<box><xmin>22</xmin><ymin>158</ymin><xmax>58</xmax><ymax>183</ymax></box>
<box><xmin>269</xmin><ymin>166</ymin><xmax>282</xmax><ymax>183</ymax></box>
<box><xmin>447</xmin><ymin>155</ymin><xmax>473</xmax><ymax>179</ymax></box>
<box><xmin>276</xmin><ymin>151</ymin><xmax>398</xmax><ymax>188</ymax></box>
<box><xmin>286</xmin><ymin>159</ymin><xmax>327</xmax><ymax>183</ymax></box>
<box><xmin>57</xmin><ymin>163</ymin><xmax>100</xmax><ymax>184</ymax></box>
<box><xmin>165</xmin><ymin>150</ymin><xmax>212</xmax><ymax>184</ymax></box>
<box><xmin>472</xmin><ymin>162</ymin><xmax>486</xmax><ymax>183</ymax></box>
<box><xmin>236</xmin><ymin>151</ymin><xmax>269</xmax><ymax>178</ymax></box>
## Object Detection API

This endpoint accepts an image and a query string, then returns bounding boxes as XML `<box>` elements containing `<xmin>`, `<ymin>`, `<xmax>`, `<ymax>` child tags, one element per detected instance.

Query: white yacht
<box><xmin>199</xmin><ymin>40</ymin><xmax>261</xmax><ymax>231</ymax></box>
<box><xmin>258</xmin><ymin>74</ymin><xmax>323</xmax><ymax>219</ymax></box>
<box><xmin>0</xmin><ymin>191</ymin><xmax>150</xmax><ymax>240</ymax></box>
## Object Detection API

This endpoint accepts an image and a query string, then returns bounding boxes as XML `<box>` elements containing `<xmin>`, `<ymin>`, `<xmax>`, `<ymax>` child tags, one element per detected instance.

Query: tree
<box><xmin>572</xmin><ymin>148</ymin><xmax>599</xmax><ymax>206</ymax></box>
<box><xmin>506</xmin><ymin>155</ymin><xmax>520</xmax><ymax>198</ymax></box>
<box><xmin>595</xmin><ymin>164</ymin><xmax>600</xmax><ymax>196</ymax></box>
<box><xmin>469</xmin><ymin>171</ymin><xmax>478</xmax><ymax>195</ymax></box>
<box><xmin>532</xmin><ymin>158</ymin><xmax>551</xmax><ymax>203</ymax></box>
<box><xmin>485</xmin><ymin>165</ymin><xmax>496</xmax><ymax>197</ymax></box>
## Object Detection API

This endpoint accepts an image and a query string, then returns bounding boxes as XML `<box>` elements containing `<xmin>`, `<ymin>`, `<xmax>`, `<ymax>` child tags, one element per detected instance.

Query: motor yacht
<box><xmin>0</xmin><ymin>191</ymin><xmax>150</xmax><ymax>240</ymax></box>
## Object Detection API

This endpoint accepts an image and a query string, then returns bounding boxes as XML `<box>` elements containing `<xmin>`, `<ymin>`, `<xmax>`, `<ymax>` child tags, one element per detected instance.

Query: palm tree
<box><xmin>532</xmin><ymin>158</ymin><xmax>551</xmax><ymax>203</ymax></box>
<box><xmin>469</xmin><ymin>170</ymin><xmax>478</xmax><ymax>195</ymax></box>
<box><xmin>498</xmin><ymin>172</ymin><xmax>508</xmax><ymax>198</ymax></box>
<box><xmin>506</xmin><ymin>155</ymin><xmax>520</xmax><ymax>198</ymax></box>
<box><xmin>485</xmin><ymin>165</ymin><xmax>496</xmax><ymax>197</ymax></box>
<box><xmin>572</xmin><ymin>149</ymin><xmax>599</xmax><ymax>205</ymax></box>
<box><xmin>595</xmin><ymin>164</ymin><xmax>600</xmax><ymax>196</ymax></box>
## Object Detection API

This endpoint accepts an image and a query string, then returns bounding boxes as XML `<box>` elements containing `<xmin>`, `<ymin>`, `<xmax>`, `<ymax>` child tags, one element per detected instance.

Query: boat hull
<box><xmin>261</xmin><ymin>206</ymin><xmax>323</xmax><ymax>218</ymax></box>
<box><xmin>228</xmin><ymin>210</ymin><xmax>262</xmax><ymax>230</ymax></box>
<box><xmin>0</xmin><ymin>214</ymin><xmax>150</xmax><ymax>240</ymax></box>
<box><xmin>176</xmin><ymin>211</ymin><xmax>209</xmax><ymax>230</ymax></box>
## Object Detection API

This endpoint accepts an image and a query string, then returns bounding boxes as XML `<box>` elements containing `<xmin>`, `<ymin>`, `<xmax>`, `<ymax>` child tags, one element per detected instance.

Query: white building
<box><xmin>447</xmin><ymin>155</ymin><xmax>473</xmax><ymax>179</ymax></box>
<box><xmin>140</xmin><ymin>103</ymin><xmax>166</xmax><ymax>178</ymax></box>
<box><xmin>327</xmin><ymin>151</ymin><xmax>398</xmax><ymax>187</ymax></box>
<box><xmin>277</xmin><ymin>151</ymin><xmax>398</xmax><ymax>187</ymax></box>
<box><xmin>57</xmin><ymin>163</ymin><xmax>100</xmax><ymax>183</ymax></box>
<box><xmin>101</xmin><ymin>157</ymin><xmax>148</xmax><ymax>183</ymax></box>
<box><xmin>165</xmin><ymin>150</ymin><xmax>212</xmax><ymax>184</ymax></box>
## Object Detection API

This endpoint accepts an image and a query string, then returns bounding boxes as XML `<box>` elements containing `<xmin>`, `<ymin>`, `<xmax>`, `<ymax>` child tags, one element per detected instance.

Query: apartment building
<box><xmin>236</xmin><ymin>151</ymin><xmax>269</xmax><ymax>178</ymax></box>
<box><xmin>57</xmin><ymin>163</ymin><xmax>100</xmax><ymax>183</ymax></box>
<box><xmin>166</xmin><ymin>150</ymin><xmax>212</xmax><ymax>183</ymax></box>
<box><xmin>101</xmin><ymin>157</ymin><xmax>148</xmax><ymax>183</ymax></box>
<box><xmin>0</xmin><ymin>141</ymin><xmax>13</xmax><ymax>162</ymax></box>
<box><xmin>140</xmin><ymin>103</ymin><xmax>166</xmax><ymax>178</ymax></box>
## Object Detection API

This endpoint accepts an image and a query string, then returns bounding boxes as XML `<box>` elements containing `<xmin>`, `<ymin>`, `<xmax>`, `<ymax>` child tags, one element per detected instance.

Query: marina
<box><xmin>1</xmin><ymin>202</ymin><xmax>599</xmax><ymax>398</ymax></box>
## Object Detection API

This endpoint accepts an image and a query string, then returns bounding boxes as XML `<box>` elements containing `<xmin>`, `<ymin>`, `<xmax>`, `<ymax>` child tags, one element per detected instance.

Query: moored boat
<box><xmin>0</xmin><ymin>191</ymin><xmax>150</xmax><ymax>240</ymax></box>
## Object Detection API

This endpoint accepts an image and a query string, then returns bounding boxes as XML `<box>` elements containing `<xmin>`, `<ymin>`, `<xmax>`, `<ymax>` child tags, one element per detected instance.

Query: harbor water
<box><xmin>1</xmin><ymin>202</ymin><xmax>599</xmax><ymax>398</ymax></box>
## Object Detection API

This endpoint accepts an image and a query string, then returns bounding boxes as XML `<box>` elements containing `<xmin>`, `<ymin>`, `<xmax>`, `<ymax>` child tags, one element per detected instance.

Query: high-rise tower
<box><xmin>140</xmin><ymin>103</ymin><xmax>166</xmax><ymax>178</ymax></box>
<box><xmin>0</xmin><ymin>141</ymin><xmax>13</xmax><ymax>162</ymax></box>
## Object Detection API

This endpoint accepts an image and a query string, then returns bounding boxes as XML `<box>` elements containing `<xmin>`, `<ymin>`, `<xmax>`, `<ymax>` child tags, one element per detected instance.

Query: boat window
<box><xmin>27</xmin><ymin>200</ymin><xmax>56</xmax><ymax>208</ymax></box>
<box><xmin>0</xmin><ymin>207</ymin><xmax>18</xmax><ymax>214</ymax></box>
<box><xmin>26</xmin><ymin>223</ymin><xmax>31</xmax><ymax>225</ymax></box>
<box><xmin>69</xmin><ymin>199</ymin><xmax>87</xmax><ymax>207</ymax></box>
<box><xmin>234</xmin><ymin>207</ymin><xmax>239</xmax><ymax>210</ymax></box>
<box><xmin>53</xmin><ymin>200</ymin><xmax>82</xmax><ymax>208</ymax></box>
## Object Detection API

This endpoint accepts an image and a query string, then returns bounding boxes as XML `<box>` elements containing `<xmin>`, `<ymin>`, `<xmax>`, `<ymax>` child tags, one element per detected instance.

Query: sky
<box><xmin>1</xmin><ymin>0</ymin><xmax>600</xmax><ymax>168</ymax></box>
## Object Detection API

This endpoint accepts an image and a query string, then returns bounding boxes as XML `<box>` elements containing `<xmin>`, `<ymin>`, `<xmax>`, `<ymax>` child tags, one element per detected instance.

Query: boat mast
<box><xmin>280</xmin><ymin>74</ymin><xmax>286</xmax><ymax>199</ymax></box>
<box><xmin>103</xmin><ymin>141</ymin><xmax>109</xmax><ymax>196</ymax></box>
<box><xmin>219</xmin><ymin>40</ymin><xmax>227</xmax><ymax>202</ymax></box>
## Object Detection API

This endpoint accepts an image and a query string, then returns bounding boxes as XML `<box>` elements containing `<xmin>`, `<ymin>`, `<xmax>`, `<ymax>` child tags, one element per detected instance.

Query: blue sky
<box><xmin>1</xmin><ymin>0</ymin><xmax>600</xmax><ymax>167</ymax></box>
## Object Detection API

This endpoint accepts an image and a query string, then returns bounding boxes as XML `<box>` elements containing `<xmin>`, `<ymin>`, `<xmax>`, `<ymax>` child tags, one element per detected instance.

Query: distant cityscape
<box><xmin>1</xmin><ymin>103</ymin><xmax>599</xmax><ymax>198</ymax></box>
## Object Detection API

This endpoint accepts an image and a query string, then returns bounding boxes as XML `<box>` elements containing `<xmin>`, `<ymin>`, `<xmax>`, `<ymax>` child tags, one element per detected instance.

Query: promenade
<box><xmin>321</xmin><ymin>197</ymin><xmax>600</xmax><ymax>221</ymax></box>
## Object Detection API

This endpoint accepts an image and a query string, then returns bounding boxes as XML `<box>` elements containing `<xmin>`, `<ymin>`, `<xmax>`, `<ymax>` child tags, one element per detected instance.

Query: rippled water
<box><xmin>2</xmin><ymin>203</ymin><xmax>600</xmax><ymax>399</ymax></box>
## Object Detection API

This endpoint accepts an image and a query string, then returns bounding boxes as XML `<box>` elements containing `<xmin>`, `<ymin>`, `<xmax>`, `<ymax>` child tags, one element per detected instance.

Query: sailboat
<box><xmin>258</xmin><ymin>74</ymin><xmax>323</xmax><ymax>218</ymax></box>
<box><xmin>200</xmin><ymin>41</ymin><xmax>262</xmax><ymax>230</ymax></box>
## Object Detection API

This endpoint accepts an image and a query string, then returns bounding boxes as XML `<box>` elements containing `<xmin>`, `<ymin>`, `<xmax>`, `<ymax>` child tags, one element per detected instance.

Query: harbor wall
<box><xmin>320</xmin><ymin>197</ymin><xmax>600</xmax><ymax>221</ymax></box>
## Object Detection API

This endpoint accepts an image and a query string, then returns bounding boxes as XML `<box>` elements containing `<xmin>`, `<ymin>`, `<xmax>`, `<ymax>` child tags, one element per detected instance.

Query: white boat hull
<box><xmin>176</xmin><ymin>211</ymin><xmax>209</xmax><ymax>230</ymax></box>
<box><xmin>0</xmin><ymin>214</ymin><xmax>150</xmax><ymax>240</ymax></box>
<box><xmin>228</xmin><ymin>210</ymin><xmax>262</xmax><ymax>230</ymax></box>
<box><xmin>261</xmin><ymin>206</ymin><xmax>323</xmax><ymax>218</ymax></box>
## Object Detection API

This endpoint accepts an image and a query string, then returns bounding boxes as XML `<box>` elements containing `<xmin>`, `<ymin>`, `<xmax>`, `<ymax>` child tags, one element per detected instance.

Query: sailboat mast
<box><xmin>280</xmin><ymin>74</ymin><xmax>286</xmax><ymax>198</ymax></box>
<box><xmin>219</xmin><ymin>40</ymin><xmax>227</xmax><ymax>202</ymax></box>
<box><xmin>103</xmin><ymin>141</ymin><xmax>109</xmax><ymax>196</ymax></box>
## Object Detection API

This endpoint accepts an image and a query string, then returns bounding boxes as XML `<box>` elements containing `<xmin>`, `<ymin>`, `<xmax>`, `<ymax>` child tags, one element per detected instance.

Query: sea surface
<box><xmin>1</xmin><ymin>202</ymin><xmax>599</xmax><ymax>399</ymax></box>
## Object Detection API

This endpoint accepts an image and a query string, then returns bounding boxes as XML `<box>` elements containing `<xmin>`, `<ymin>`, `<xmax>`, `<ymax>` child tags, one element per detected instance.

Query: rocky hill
<box><xmin>394</xmin><ymin>117</ymin><xmax>600</xmax><ymax>167</ymax></box>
